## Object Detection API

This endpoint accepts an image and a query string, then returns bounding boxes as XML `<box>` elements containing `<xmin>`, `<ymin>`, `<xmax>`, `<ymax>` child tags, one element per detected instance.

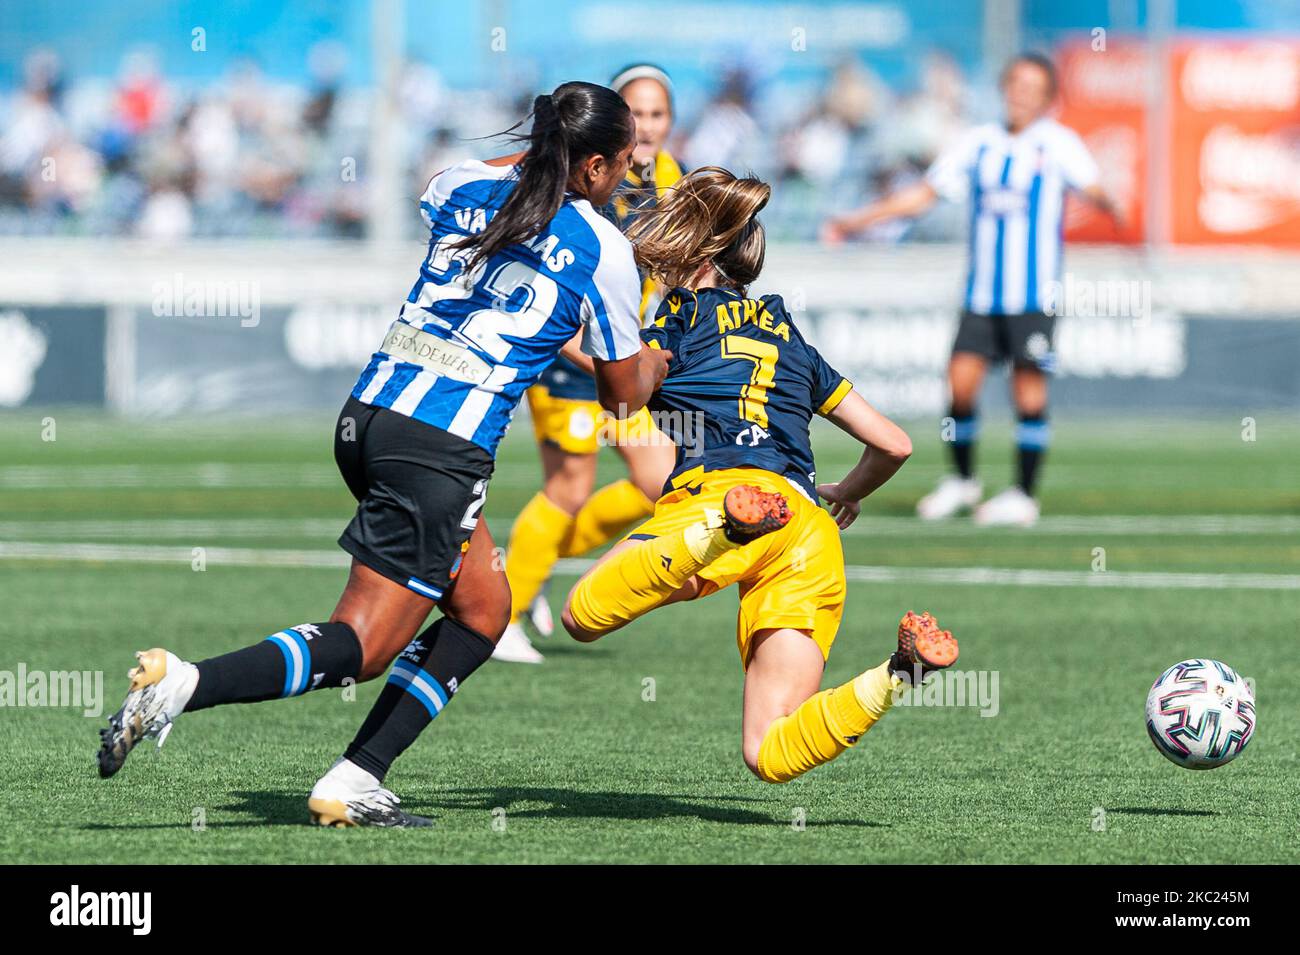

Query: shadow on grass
<box><xmin>516</xmin><ymin>642</ymin><xmax>611</xmax><ymax>658</ymax></box>
<box><xmin>80</xmin><ymin>791</ymin><xmax>312</xmax><ymax>830</ymax></box>
<box><xmin>417</xmin><ymin>786</ymin><xmax>883</xmax><ymax>828</ymax></box>
<box><xmin>83</xmin><ymin>787</ymin><xmax>883</xmax><ymax>829</ymax></box>
<box><xmin>1106</xmin><ymin>807</ymin><xmax>1219</xmax><ymax>817</ymax></box>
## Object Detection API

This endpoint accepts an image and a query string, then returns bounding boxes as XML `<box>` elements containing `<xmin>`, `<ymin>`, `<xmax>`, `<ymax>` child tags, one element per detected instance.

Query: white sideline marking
<box><xmin>0</xmin><ymin>462</ymin><xmax>544</xmax><ymax>490</ymax></box>
<box><xmin>842</xmin><ymin>515</ymin><xmax>1300</xmax><ymax>536</ymax></box>
<box><xmin>1</xmin><ymin>513</ymin><xmax>1296</xmax><ymax>540</ymax></box>
<box><xmin>2</xmin><ymin>541</ymin><xmax>1297</xmax><ymax>591</ymax></box>
<box><xmin>0</xmin><ymin>518</ymin><xmax>344</xmax><ymax>540</ymax></box>
<box><xmin>0</xmin><ymin>464</ymin><xmax>341</xmax><ymax>489</ymax></box>
<box><xmin>0</xmin><ymin>541</ymin><xmax>347</xmax><ymax>568</ymax></box>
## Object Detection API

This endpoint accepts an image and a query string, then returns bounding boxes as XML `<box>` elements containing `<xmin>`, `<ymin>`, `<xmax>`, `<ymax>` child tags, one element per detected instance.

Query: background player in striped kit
<box><xmin>95</xmin><ymin>82</ymin><xmax>672</xmax><ymax>827</ymax></box>
<box><xmin>824</xmin><ymin>52</ymin><xmax>1124</xmax><ymax>526</ymax></box>
<box><xmin>496</xmin><ymin>64</ymin><xmax>684</xmax><ymax>663</ymax></box>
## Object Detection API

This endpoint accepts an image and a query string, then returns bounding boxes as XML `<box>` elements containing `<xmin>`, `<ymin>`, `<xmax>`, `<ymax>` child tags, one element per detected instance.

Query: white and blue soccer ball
<box><xmin>1145</xmin><ymin>659</ymin><xmax>1255</xmax><ymax>769</ymax></box>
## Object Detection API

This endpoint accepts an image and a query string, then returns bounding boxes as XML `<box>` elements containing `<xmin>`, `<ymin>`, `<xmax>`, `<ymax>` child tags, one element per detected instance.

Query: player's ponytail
<box><xmin>455</xmin><ymin>82</ymin><xmax>633</xmax><ymax>270</ymax></box>
<box><xmin>627</xmin><ymin>166</ymin><xmax>771</xmax><ymax>292</ymax></box>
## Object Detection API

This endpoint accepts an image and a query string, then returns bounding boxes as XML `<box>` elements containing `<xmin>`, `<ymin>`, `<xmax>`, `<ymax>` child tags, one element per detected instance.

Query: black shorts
<box><xmin>952</xmin><ymin>310</ymin><xmax>1057</xmax><ymax>373</ymax></box>
<box><xmin>334</xmin><ymin>396</ymin><xmax>493</xmax><ymax>601</ymax></box>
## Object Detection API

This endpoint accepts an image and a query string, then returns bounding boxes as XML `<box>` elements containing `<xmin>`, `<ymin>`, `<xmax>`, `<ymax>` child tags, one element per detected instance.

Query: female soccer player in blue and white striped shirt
<box><xmin>826</xmin><ymin>53</ymin><xmax>1123</xmax><ymax>527</ymax></box>
<box><xmin>97</xmin><ymin>82</ymin><xmax>673</xmax><ymax>827</ymax></box>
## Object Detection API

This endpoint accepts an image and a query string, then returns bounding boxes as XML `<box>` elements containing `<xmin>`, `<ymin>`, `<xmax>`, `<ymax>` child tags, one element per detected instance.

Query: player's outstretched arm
<box><xmin>592</xmin><ymin>343</ymin><xmax>673</xmax><ymax>418</ymax></box>
<box><xmin>1078</xmin><ymin>183</ymin><xmax>1128</xmax><ymax>232</ymax></box>
<box><xmin>821</xmin><ymin>181</ymin><xmax>939</xmax><ymax>244</ymax></box>
<box><xmin>815</xmin><ymin>389</ymin><xmax>913</xmax><ymax>528</ymax></box>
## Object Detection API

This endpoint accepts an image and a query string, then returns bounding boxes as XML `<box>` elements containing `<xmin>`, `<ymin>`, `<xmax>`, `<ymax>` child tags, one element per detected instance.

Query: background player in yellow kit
<box><xmin>562</xmin><ymin>167</ymin><xmax>959</xmax><ymax>783</ymax></box>
<box><xmin>498</xmin><ymin>65</ymin><xmax>684</xmax><ymax>663</ymax></box>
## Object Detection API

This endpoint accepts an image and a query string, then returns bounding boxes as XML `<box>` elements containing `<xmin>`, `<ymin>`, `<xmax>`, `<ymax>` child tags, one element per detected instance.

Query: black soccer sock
<box><xmin>1015</xmin><ymin>413</ymin><xmax>1051</xmax><ymax>496</ymax></box>
<box><xmin>948</xmin><ymin>407</ymin><xmax>979</xmax><ymax>479</ymax></box>
<box><xmin>185</xmin><ymin>622</ymin><xmax>363</xmax><ymax>712</ymax></box>
<box><xmin>343</xmin><ymin>616</ymin><xmax>495</xmax><ymax>782</ymax></box>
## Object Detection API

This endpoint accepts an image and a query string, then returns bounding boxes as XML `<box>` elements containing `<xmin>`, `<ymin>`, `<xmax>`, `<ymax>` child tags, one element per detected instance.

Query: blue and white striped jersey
<box><xmin>926</xmin><ymin>118</ymin><xmax>1099</xmax><ymax>316</ymax></box>
<box><xmin>351</xmin><ymin>159</ymin><xmax>644</xmax><ymax>454</ymax></box>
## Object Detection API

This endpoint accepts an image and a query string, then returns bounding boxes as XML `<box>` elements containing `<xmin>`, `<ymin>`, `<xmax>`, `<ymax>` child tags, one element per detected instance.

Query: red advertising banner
<box><xmin>1055</xmin><ymin>41</ymin><xmax>1147</xmax><ymax>244</ymax></box>
<box><xmin>1170</xmin><ymin>39</ymin><xmax>1300</xmax><ymax>246</ymax></box>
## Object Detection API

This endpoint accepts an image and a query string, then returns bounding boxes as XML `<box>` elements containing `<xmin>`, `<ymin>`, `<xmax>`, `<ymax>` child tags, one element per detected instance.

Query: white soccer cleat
<box><xmin>491</xmin><ymin>622</ymin><xmax>545</xmax><ymax>664</ymax></box>
<box><xmin>308</xmin><ymin>758</ymin><xmax>432</xmax><ymax>828</ymax></box>
<box><xmin>973</xmin><ymin>486</ymin><xmax>1041</xmax><ymax>527</ymax></box>
<box><xmin>97</xmin><ymin>648</ymin><xmax>199</xmax><ymax>778</ymax></box>
<box><xmin>526</xmin><ymin>592</ymin><xmax>555</xmax><ymax>638</ymax></box>
<box><xmin>915</xmin><ymin>476</ymin><xmax>984</xmax><ymax>521</ymax></box>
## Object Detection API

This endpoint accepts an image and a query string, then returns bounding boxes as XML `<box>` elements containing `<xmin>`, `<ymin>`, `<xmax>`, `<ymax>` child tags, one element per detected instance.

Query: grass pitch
<box><xmin>0</xmin><ymin>410</ymin><xmax>1297</xmax><ymax>863</ymax></box>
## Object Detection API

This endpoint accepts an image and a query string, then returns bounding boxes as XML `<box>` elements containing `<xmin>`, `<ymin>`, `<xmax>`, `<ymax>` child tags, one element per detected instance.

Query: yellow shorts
<box><xmin>527</xmin><ymin>385</ymin><xmax>659</xmax><ymax>456</ymax></box>
<box><xmin>629</xmin><ymin>467</ymin><xmax>846</xmax><ymax>666</ymax></box>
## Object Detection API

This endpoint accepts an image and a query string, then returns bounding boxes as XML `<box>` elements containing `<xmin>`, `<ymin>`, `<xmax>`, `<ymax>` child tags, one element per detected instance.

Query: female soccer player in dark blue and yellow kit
<box><xmin>563</xmin><ymin>168</ymin><xmax>960</xmax><ymax>783</ymax></box>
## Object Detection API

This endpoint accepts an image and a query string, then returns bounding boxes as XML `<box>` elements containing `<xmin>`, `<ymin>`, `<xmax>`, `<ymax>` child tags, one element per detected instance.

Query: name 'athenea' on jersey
<box><xmin>641</xmin><ymin>285</ymin><xmax>852</xmax><ymax>500</ymax></box>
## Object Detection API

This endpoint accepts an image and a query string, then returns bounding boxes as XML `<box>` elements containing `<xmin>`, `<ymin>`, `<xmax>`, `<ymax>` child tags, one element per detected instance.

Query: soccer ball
<box><xmin>1145</xmin><ymin>659</ymin><xmax>1255</xmax><ymax>769</ymax></box>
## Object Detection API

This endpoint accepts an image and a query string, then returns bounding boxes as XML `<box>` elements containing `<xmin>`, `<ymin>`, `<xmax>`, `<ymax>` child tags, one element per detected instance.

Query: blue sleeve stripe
<box><xmin>586</xmin><ymin>284</ymin><xmax>618</xmax><ymax>359</ymax></box>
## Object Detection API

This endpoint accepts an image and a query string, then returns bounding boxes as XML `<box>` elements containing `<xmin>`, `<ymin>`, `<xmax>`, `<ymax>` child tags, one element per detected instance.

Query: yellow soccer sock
<box><xmin>559</xmin><ymin>480</ymin><xmax>655</xmax><ymax>558</ymax></box>
<box><xmin>755</xmin><ymin>660</ymin><xmax>902</xmax><ymax>783</ymax></box>
<box><xmin>506</xmin><ymin>492</ymin><xmax>576</xmax><ymax>622</ymax></box>
<box><xmin>566</xmin><ymin>516</ymin><xmax>734</xmax><ymax>634</ymax></box>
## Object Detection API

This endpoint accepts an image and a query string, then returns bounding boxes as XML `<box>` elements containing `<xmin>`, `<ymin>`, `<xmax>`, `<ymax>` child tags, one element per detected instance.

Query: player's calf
<box><xmin>751</xmin><ymin>611</ymin><xmax>959</xmax><ymax>784</ymax></box>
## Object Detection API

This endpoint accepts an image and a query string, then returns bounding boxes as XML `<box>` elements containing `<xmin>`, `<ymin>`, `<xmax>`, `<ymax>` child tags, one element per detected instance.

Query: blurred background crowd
<box><xmin>3</xmin><ymin>0</ymin><xmax>1298</xmax><ymax>248</ymax></box>
<box><xmin>0</xmin><ymin>41</ymin><xmax>974</xmax><ymax>242</ymax></box>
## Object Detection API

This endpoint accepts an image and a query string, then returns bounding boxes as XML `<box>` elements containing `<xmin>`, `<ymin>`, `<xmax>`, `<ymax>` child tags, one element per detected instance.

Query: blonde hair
<box><xmin>627</xmin><ymin>166</ymin><xmax>771</xmax><ymax>291</ymax></box>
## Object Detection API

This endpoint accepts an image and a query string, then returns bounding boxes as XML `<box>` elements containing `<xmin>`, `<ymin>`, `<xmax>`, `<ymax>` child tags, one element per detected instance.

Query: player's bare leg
<box><xmin>562</xmin><ymin>484</ymin><xmax>789</xmax><ymax>641</ymax></box>
<box><xmin>310</xmin><ymin>521</ymin><xmax>506</xmax><ymax>828</ymax></box>
<box><xmin>440</xmin><ymin>520</ymin><xmax>511</xmax><ymax>640</ymax></box>
<box><xmin>330</xmin><ymin>562</ymin><xmax>439</xmax><ymax>680</ymax></box>
<box><xmin>918</xmin><ymin>351</ymin><xmax>988</xmax><ymax>520</ymax></box>
<box><xmin>498</xmin><ymin>444</ymin><xmax>597</xmax><ymax>662</ymax></box>
<box><xmin>950</xmin><ymin>350</ymin><xmax>988</xmax><ymax>407</ymax></box>
<box><xmin>745</xmin><ymin>612</ymin><xmax>958</xmax><ymax>783</ymax></box>
<box><xmin>1011</xmin><ymin>363</ymin><xmax>1048</xmax><ymax>417</ymax></box>
<box><xmin>615</xmin><ymin>436</ymin><xmax>675</xmax><ymax>504</ymax></box>
<box><xmin>741</xmin><ymin>629</ymin><xmax>825</xmax><ymax>776</ymax></box>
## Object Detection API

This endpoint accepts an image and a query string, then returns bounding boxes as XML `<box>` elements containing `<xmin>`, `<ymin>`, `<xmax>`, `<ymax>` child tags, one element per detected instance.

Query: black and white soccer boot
<box><xmin>97</xmin><ymin>648</ymin><xmax>199</xmax><ymax>778</ymax></box>
<box><xmin>308</xmin><ymin>758</ymin><xmax>433</xmax><ymax>829</ymax></box>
